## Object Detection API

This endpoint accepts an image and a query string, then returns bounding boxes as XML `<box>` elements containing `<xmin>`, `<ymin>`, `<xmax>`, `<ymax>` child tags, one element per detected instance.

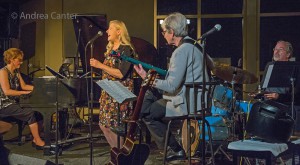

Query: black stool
<box><xmin>1</xmin><ymin>117</ymin><xmax>26</xmax><ymax>146</ymax></box>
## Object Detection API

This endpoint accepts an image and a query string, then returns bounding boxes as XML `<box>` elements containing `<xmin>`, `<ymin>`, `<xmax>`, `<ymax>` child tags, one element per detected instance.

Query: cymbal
<box><xmin>211</xmin><ymin>65</ymin><xmax>258</xmax><ymax>84</ymax></box>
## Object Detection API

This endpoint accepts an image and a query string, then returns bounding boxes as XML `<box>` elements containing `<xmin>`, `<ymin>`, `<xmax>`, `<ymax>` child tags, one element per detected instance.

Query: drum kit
<box><xmin>182</xmin><ymin>64</ymin><xmax>260</xmax><ymax>158</ymax></box>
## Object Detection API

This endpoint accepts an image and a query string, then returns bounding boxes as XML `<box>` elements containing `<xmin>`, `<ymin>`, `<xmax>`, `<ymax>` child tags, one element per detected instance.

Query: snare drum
<box><xmin>235</xmin><ymin>100</ymin><xmax>253</xmax><ymax>113</ymax></box>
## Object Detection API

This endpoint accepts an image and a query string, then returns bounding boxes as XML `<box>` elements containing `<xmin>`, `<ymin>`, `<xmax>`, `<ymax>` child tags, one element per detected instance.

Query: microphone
<box><xmin>87</xmin><ymin>31</ymin><xmax>103</xmax><ymax>45</ymax></box>
<box><xmin>28</xmin><ymin>63</ymin><xmax>45</xmax><ymax>70</ymax></box>
<box><xmin>198</xmin><ymin>24</ymin><xmax>222</xmax><ymax>40</ymax></box>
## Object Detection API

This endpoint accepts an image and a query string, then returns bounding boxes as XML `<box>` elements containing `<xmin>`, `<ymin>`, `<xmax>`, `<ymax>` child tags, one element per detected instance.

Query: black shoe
<box><xmin>32</xmin><ymin>141</ymin><xmax>44</xmax><ymax>150</ymax></box>
<box><xmin>31</xmin><ymin>141</ymin><xmax>36</xmax><ymax>147</ymax></box>
<box><xmin>166</xmin><ymin>149</ymin><xmax>186</xmax><ymax>161</ymax></box>
<box><xmin>35</xmin><ymin>144</ymin><xmax>44</xmax><ymax>150</ymax></box>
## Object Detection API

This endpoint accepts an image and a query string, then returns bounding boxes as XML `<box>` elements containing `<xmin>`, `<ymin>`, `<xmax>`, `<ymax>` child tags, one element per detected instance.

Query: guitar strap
<box><xmin>182</xmin><ymin>38</ymin><xmax>213</xmax><ymax>78</ymax></box>
<box><xmin>182</xmin><ymin>38</ymin><xmax>203</xmax><ymax>53</ymax></box>
<box><xmin>182</xmin><ymin>38</ymin><xmax>213</xmax><ymax>99</ymax></box>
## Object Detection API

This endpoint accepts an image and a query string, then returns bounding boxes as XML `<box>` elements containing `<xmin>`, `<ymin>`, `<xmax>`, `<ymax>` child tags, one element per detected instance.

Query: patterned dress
<box><xmin>0</xmin><ymin>67</ymin><xmax>21</xmax><ymax>109</ymax></box>
<box><xmin>98</xmin><ymin>45</ymin><xmax>135</xmax><ymax>128</ymax></box>
<box><xmin>0</xmin><ymin>67</ymin><xmax>38</xmax><ymax>125</ymax></box>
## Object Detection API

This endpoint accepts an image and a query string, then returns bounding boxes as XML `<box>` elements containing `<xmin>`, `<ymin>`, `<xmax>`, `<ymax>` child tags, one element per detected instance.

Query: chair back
<box><xmin>185</xmin><ymin>82</ymin><xmax>214</xmax><ymax>115</ymax></box>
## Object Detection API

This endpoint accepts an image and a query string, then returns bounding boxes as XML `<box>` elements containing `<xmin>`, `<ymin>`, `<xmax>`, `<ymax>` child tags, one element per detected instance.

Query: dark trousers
<box><xmin>0</xmin><ymin>103</ymin><xmax>37</xmax><ymax>125</ymax></box>
<box><xmin>141</xmin><ymin>90</ymin><xmax>182</xmax><ymax>152</ymax></box>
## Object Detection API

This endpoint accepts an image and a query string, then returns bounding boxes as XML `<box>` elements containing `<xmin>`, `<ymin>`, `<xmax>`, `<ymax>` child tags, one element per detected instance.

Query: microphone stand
<box><xmin>200</xmin><ymin>38</ymin><xmax>207</xmax><ymax>165</ymax></box>
<box><xmin>55</xmin><ymin>75</ymin><xmax>59</xmax><ymax>165</ymax></box>
<box><xmin>84</xmin><ymin>38</ymin><xmax>96</xmax><ymax>165</ymax></box>
<box><xmin>28</xmin><ymin>68</ymin><xmax>45</xmax><ymax>79</ymax></box>
<box><xmin>230</xmin><ymin>70</ymin><xmax>237</xmax><ymax>137</ymax></box>
<box><xmin>88</xmin><ymin>42</ymin><xmax>95</xmax><ymax>165</ymax></box>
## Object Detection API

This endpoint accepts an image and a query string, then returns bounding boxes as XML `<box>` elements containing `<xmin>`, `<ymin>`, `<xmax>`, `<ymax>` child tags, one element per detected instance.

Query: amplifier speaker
<box><xmin>246</xmin><ymin>100</ymin><xmax>294</xmax><ymax>143</ymax></box>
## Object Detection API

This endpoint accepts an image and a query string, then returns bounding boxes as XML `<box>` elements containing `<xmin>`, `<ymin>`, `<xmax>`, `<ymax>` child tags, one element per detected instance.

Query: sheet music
<box><xmin>262</xmin><ymin>64</ymin><xmax>274</xmax><ymax>88</ymax></box>
<box><xmin>96</xmin><ymin>79</ymin><xmax>137</xmax><ymax>103</ymax></box>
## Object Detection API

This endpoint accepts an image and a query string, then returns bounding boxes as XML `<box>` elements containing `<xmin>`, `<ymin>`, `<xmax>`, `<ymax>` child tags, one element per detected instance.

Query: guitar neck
<box><xmin>126</xmin><ymin>87</ymin><xmax>147</xmax><ymax>139</ymax></box>
<box><xmin>126</xmin><ymin>70</ymin><xmax>157</xmax><ymax>139</ymax></box>
<box><xmin>121</xmin><ymin>55</ymin><xmax>167</xmax><ymax>76</ymax></box>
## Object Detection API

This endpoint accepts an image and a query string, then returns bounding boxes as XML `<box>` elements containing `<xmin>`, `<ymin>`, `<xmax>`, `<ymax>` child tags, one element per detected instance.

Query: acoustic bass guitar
<box><xmin>108</xmin><ymin>70</ymin><xmax>157</xmax><ymax>165</ymax></box>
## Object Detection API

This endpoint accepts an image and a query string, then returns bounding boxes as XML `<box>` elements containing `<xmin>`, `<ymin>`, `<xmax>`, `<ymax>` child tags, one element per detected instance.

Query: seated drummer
<box><xmin>252</xmin><ymin>40</ymin><xmax>300</xmax><ymax>113</ymax></box>
<box><xmin>0</xmin><ymin>48</ymin><xmax>45</xmax><ymax>149</ymax></box>
<box><xmin>263</xmin><ymin>40</ymin><xmax>295</xmax><ymax>103</ymax></box>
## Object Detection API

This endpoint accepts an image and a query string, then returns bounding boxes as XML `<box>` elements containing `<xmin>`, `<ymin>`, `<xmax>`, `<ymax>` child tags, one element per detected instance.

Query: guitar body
<box><xmin>109</xmin><ymin>70</ymin><xmax>157</xmax><ymax>165</ymax></box>
<box><xmin>118</xmin><ymin>144</ymin><xmax>150</xmax><ymax>165</ymax></box>
<box><xmin>109</xmin><ymin>139</ymin><xmax>150</xmax><ymax>165</ymax></box>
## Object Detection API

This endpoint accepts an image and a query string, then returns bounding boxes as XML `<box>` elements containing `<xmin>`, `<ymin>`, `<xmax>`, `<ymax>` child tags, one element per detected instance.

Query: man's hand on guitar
<box><xmin>134</xmin><ymin>64</ymin><xmax>147</xmax><ymax>79</ymax></box>
<box><xmin>155</xmin><ymin>74</ymin><xmax>161</xmax><ymax>80</ymax></box>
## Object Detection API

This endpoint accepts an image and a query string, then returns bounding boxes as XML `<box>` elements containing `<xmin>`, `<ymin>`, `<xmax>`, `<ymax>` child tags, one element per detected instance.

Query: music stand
<box><xmin>45</xmin><ymin>65</ymin><xmax>63</xmax><ymax>164</ymax></box>
<box><xmin>260</xmin><ymin>61</ymin><xmax>300</xmax><ymax>120</ymax></box>
<box><xmin>46</xmin><ymin>65</ymin><xmax>66</xmax><ymax>79</ymax></box>
<box><xmin>96</xmin><ymin>79</ymin><xmax>137</xmax><ymax>148</ymax></box>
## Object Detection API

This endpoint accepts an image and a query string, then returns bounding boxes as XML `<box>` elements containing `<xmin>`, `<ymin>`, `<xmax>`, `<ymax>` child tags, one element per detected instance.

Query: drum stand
<box><xmin>210</xmin><ymin>138</ymin><xmax>232</xmax><ymax>162</ymax></box>
<box><xmin>207</xmin><ymin>115</ymin><xmax>235</xmax><ymax>162</ymax></box>
<box><xmin>210</xmin><ymin>72</ymin><xmax>240</xmax><ymax>162</ymax></box>
<box><xmin>229</xmin><ymin>72</ymin><xmax>238</xmax><ymax>138</ymax></box>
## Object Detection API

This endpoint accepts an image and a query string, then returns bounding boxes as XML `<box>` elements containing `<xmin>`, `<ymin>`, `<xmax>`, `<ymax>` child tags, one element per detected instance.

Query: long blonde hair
<box><xmin>105</xmin><ymin>20</ymin><xmax>134</xmax><ymax>56</ymax></box>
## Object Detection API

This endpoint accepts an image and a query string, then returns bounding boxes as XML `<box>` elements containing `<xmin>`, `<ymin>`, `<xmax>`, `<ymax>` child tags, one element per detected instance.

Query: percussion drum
<box><xmin>181</xmin><ymin>117</ymin><xmax>228</xmax><ymax>156</ymax></box>
<box><xmin>235</xmin><ymin>100</ymin><xmax>253</xmax><ymax>113</ymax></box>
<box><xmin>211</xmin><ymin>105</ymin><xmax>229</xmax><ymax>117</ymax></box>
<box><xmin>212</xmin><ymin>85</ymin><xmax>233</xmax><ymax>112</ymax></box>
<box><xmin>200</xmin><ymin>117</ymin><xmax>228</xmax><ymax>141</ymax></box>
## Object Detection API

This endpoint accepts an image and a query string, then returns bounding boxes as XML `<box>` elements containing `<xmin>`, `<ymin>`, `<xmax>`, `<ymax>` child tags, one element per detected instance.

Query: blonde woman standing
<box><xmin>90</xmin><ymin>20</ymin><xmax>136</xmax><ymax>148</ymax></box>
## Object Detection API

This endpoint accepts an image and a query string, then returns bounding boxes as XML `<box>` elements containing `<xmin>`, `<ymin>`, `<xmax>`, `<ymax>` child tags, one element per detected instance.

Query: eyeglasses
<box><xmin>161</xmin><ymin>30</ymin><xmax>167</xmax><ymax>36</ymax></box>
<box><xmin>14</xmin><ymin>58</ymin><xmax>23</xmax><ymax>64</ymax></box>
<box><xmin>273</xmin><ymin>48</ymin><xmax>287</xmax><ymax>52</ymax></box>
